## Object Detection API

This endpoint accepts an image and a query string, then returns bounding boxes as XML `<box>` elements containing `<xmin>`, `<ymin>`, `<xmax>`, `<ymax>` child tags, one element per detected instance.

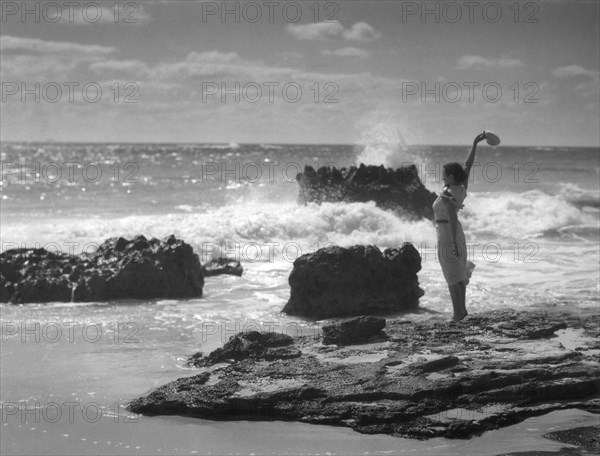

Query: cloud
<box><xmin>184</xmin><ymin>51</ymin><xmax>242</xmax><ymax>64</ymax></box>
<box><xmin>90</xmin><ymin>60</ymin><xmax>152</xmax><ymax>78</ymax></box>
<box><xmin>286</xmin><ymin>21</ymin><xmax>344</xmax><ymax>41</ymax></box>
<box><xmin>552</xmin><ymin>65</ymin><xmax>598</xmax><ymax>79</ymax></box>
<box><xmin>0</xmin><ymin>35</ymin><xmax>117</xmax><ymax>55</ymax></box>
<box><xmin>152</xmin><ymin>51</ymin><xmax>275</xmax><ymax>80</ymax></box>
<box><xmin>457</xmin><ymin>55</ymin><xmax>524</xmax><ymax>70</ymax></box>
<box><xmin>82</xmin><ymin>45</ymin><xmax>406</xmax><ymax>106</ymax></box>
<box><xmin>87</xmin><ymin>49</ymin><xmax>272</xmax><ymax>82</ymax></box>
<box><xmin>286</xmin><ymin>21</ymin><xmax>380</xmax><ymax>42</ymax></box>
<box><xmin>322</xmin><ymin>47</ymin><xmax>370</xmax><ymax>58</ymax></box>
<box><xmin>0</xmin><ymin>36</ymin><xmax>118</xmax><ymax>80</ymax></box>
<box><xmin>1</xmin><ymin>36</ymin><xmax>411</xmax><ymax>143</ymax></box>
<box><xmin>549</xmin><ymin>65</ymin><xmax>599</xmax><ymax>106</ymax></box>
<box><xmin>342</xmin><ymin>22</ymin><xmax>381</xmax><ymax>42</ymax></box>
<box><xmin>280</xmin><ymin>51</ymin><xmax>304</xmax><ymax>63</ymax></box>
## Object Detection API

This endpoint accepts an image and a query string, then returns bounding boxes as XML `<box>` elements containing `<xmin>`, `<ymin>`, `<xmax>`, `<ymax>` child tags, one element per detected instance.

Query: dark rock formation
<box><xmin>128</xmin><ymin>310</ymin><xmax>600</xmax><ymax>440</ymax></box>
<box><xmin>187</xmin><ymin>331</ymin><xmax>301</xmax><ymax>367</ymax></box>
<box><xmin>282</xmin><ymin>244</ymin><xmax>423</xmax><ymax>320</ymax></box>
<box><xmin>202</xmin><ymin>257</ymin><xmax>243</xmax><ymax>277</ymax></box>
<box><xmin>1</xmin><ymin>249</ymin><xmax>74</xmax><ymax>303</ymax></box>
<box><xmin>322</xmin><ymin>316</ymin><xmax>386</xmax><ymax>345</ymax></box>
<box><xmin>0</xmin><ymin>235</ymin><xmax>204</xmax><ymax>303</ymax></box>
<box><xmin>0</xmin><ymin>275</ymin><xmax>10</xmax><ymax>302</ymax></box>
<box><xmin>296</xmin><ymin>164</ymin><xmax>437</xmax><ymax>220</ymax></box>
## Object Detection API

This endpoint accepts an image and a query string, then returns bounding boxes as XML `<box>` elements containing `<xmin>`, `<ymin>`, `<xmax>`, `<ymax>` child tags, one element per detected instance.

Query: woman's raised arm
<box><xmin>463</xmin><ymin>132</ymin><xmax>486</xmax><ymax>190</ymax></box>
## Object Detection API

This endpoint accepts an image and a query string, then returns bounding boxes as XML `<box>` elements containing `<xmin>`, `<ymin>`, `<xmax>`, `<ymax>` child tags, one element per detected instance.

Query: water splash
<box><xmin>355</xmin><ymin>112</ymin><xmax>423</xmax><ymax>169</ymax></box>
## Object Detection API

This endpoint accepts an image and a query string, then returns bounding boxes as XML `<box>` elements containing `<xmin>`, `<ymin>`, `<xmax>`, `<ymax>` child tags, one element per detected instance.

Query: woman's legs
<box><xmin>448</xmin><ymin>281</ymin><xmax>468</xmax><ymax>321</ymax></box>
<box><xmin>459</xmin><ymin>281</ymin><xmax>468</xmax><ymax>318</ymax></box>
<box><xmin>448</xmin><ymin>283</ymin><xmax>462</xmax><ymax>320</ymax></box>
<box><xmin>439</xmin><ymin>222</ymin><xmax>470</xmax><ymax>320</ymax></box>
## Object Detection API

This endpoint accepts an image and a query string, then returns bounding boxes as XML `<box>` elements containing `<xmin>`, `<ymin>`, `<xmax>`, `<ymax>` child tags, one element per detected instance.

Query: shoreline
<box><xmin>2</xmin><ymin>406</ymin><xmax>598</xmax><ymax>455</ymax></box>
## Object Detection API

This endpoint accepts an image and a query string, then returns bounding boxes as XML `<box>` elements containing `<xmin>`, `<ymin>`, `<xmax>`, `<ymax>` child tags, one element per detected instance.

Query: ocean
<box><xmin>1</xmin><ymin>142</ymin><xmax>599</xmax><ymax>455</ymax></box>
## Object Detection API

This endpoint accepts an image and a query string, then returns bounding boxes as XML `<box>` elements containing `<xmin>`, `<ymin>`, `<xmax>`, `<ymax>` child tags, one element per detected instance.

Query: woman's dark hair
<box><xmin>443</xmin><ymin>162</ymin><xmax>467</xmax><ymax>184</ymax></box>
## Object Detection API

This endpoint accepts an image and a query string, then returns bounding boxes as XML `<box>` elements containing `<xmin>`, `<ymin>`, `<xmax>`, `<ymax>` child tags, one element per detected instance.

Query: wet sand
<box><xmin>2</xmin><ymin>408</ymin><xmax>599</xmax><ymax>455</ymax></box>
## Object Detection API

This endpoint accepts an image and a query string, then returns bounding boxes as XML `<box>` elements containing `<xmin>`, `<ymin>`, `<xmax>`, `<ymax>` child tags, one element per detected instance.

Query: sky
<box><xmin>1</xmin><ymin>0</ymin><xmax>599</xmax><ymax>146</ymax></box>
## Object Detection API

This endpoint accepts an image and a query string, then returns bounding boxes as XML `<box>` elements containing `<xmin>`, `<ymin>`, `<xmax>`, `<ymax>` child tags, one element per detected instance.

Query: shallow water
<box><xmin>2</xmin><ymin>409</ymin><xmax>599</xmax><ymax>455</ymax></box>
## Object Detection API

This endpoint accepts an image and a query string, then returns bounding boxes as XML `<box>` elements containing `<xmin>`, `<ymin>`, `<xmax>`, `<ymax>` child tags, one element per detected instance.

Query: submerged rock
<box><xmin>296</xmin><ymin>164</ymin><xmax>437</xmax><ymax>220</ymax></box>
<box><xmin>282</xmin><ymin>244</ymin><xmax>423</xmax><ymax>320</ymax></box>
<box><xmin>128</xmin><ymin>310</ymin><xmax>600</xmax><ymax>440</ymax></box>
<box><xmin>202</xmin><ymin>257</ymin><xmax>243</xmax><ymax>277</ymax></box>
<box><xmin>0</xmin><ymin>235</ymin><xmax>204</xmax><ymax>303</ymax></box>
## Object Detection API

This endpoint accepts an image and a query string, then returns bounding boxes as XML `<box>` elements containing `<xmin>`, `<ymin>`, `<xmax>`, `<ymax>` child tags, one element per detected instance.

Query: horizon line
<box><xmin>1</xmin><ymin>140</ymin><xmax>598</xmax><ymax>149</ymax></box>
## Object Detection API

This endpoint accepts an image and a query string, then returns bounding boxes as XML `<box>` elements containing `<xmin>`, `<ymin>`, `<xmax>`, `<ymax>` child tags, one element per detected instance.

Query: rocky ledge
<box><xmin>128</xmin><ymin>310</ymin><xmax>600</xmax><ymax>440</ymax></box>
<box><xmin>282</xmin><ymin>244</ymin><xmax>423</xmax><ymax>320</ymax></box>
<box><xmin>296</xmin><ymin>164</ymin><xmax>437</xmax><ymax>220</ymax></box>
<box><xmin>0</xmin><ymin>235</ymin><xmax>204</xmax><ymax>303</ymax></box>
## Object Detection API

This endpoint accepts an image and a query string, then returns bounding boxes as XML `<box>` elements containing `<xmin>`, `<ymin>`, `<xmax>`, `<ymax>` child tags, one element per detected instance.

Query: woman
<box><xmin>433</xmin><ymin>132</ymin><xmax>486</xmax><ymax>321</ymax></box>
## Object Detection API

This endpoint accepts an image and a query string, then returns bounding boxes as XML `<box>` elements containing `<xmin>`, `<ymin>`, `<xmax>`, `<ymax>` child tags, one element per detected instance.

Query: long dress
<box><xmin>432</xmin><ymin>184</ymin><xmax>474</xmax><ymax>286</ymax></box>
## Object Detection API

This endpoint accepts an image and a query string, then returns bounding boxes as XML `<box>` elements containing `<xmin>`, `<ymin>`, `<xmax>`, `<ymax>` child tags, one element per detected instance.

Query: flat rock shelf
<box><xmin>128</xmin><ymin>310</ymin><xmax>600</xmax><ymax>441</ymax></box>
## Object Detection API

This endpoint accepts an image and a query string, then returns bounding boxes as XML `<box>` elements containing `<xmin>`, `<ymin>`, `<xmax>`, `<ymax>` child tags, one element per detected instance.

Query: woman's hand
<box><xmin>474</xmin><ymin>131</ymin><xmax>486</xmax><ymax>144</ymax></box>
